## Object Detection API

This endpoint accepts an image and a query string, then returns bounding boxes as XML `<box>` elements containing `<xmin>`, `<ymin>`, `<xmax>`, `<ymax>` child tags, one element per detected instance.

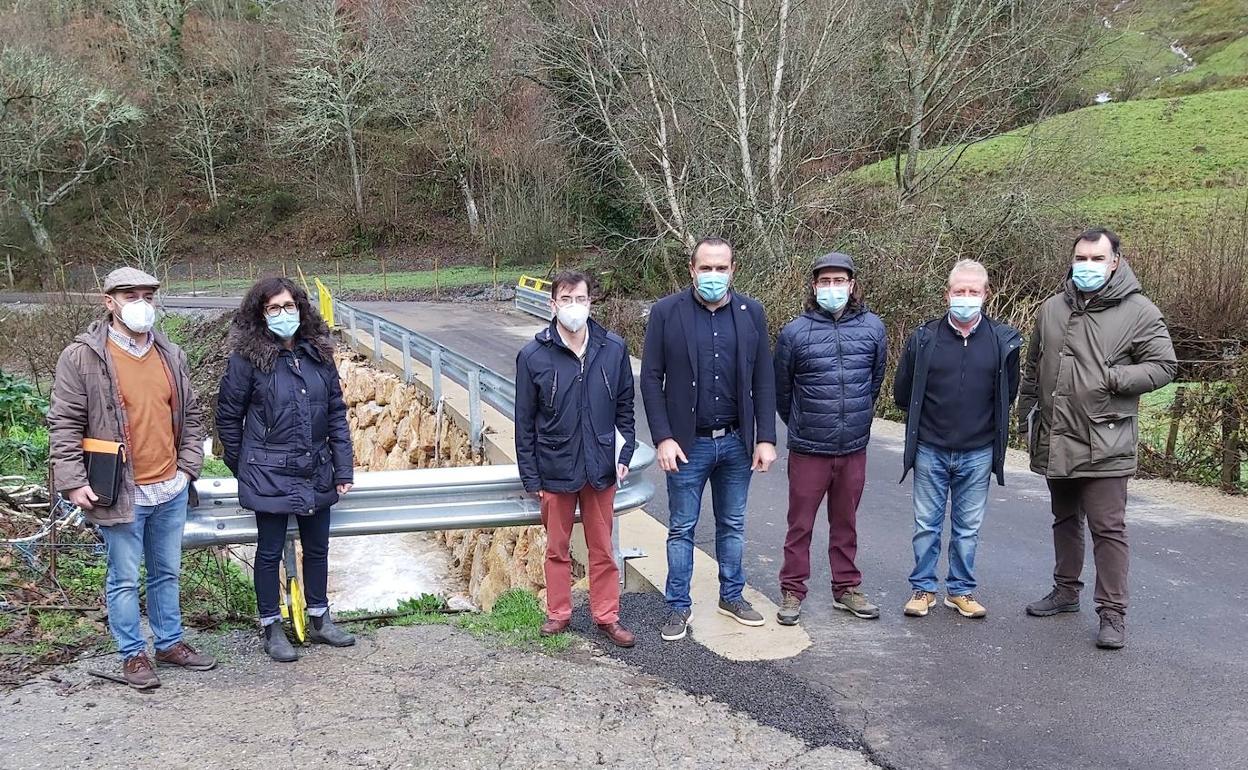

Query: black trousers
<box><xmin>254</xmin><ymin>507</ymin><xmax>331</xmax><ymax>620</ymax></box>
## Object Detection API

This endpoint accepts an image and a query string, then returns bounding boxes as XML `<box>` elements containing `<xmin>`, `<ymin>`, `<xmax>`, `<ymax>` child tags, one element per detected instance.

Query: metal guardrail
<box><xmin>185</xmin><ymin>450</ymin><xmax>655</xmax><ymax>548</ymax></box>
<box><xmin>336</xmin><ymin>299</ymin><xmax>515</xmax><ymax>450</ymax></box>
<box><xmin>515</xmin><ymin>275</ymin><xmax>554</xmax><ymax>321</ymax></box>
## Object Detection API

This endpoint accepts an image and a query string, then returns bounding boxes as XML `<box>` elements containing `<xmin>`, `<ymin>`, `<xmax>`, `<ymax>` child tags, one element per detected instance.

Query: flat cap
<box><xmin>811</xmin><ymin>251</ymin><xmax>855</xmax><ymax>278</ymax></box>
<box><xmin>102</xmin><ymin>267</ymin><xmax>160</xmax><ymax>293</ymax></box>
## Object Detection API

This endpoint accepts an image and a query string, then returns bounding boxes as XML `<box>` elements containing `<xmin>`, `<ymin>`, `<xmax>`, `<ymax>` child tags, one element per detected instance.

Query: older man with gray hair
<box><xmin>893</xmin><ymin>260</ymin><xmax>1022</xmax><ymax>619</ymax></box>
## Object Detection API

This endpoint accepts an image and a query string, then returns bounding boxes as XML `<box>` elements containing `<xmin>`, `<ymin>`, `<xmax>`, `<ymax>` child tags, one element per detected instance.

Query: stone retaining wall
<box><xmin>337</xmin><ymin>354</ymin><xmax>553</xmax><ymax>611</ymax></box>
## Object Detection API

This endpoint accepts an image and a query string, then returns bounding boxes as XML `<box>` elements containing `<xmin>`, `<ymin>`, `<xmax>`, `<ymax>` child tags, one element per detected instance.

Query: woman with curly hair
<box><xmin>216</xmin><ymin>277</ymin><xmax>355</xmax><ymax>661</ymax></box>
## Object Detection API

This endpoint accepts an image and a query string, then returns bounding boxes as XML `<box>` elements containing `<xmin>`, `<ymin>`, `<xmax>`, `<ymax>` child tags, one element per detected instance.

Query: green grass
<box><xmin>852</xmin><ymin>87</ymin><xmax>1248</xmax><ymax>238</ymax></box>
<box><xmin>343</xmin><ymin>589</ymin><xmax>573</xmax><ymax>653</ymax></box>
<box><xmin>200</xmin><ymin>456</ymin><xmax>232</xmax><ymax>478</ymax></box>
<box><xmin>1165</xmin><ymin>36</ymin><xmax>1248</xmax><ymax>95</ymax></box>
<box><xmin>163</xmin><ymin>266</ymin><xmax>545</xmax><ymax>297</ymax></box>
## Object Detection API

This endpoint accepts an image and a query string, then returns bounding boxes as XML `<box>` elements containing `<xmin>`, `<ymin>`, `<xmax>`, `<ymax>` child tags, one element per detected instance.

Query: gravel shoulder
<box><xmin>0</xmin><ymin>623</ymin><xmax>875</xmax><ymax>770</ymax></box>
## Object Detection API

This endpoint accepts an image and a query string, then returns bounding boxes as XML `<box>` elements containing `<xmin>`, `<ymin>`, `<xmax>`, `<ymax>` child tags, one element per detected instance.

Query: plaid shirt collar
<box><xmin>106</xmin><ymin>324</ymin><xmax>154</xmax><ymax>358</ymax></box>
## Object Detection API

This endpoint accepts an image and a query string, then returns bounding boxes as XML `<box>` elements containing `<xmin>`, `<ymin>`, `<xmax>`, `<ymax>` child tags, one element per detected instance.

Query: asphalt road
<box><xmin>363</xmin><ymin>300</ymin><xmax>1248</xmax><ymax>770</ymax></box>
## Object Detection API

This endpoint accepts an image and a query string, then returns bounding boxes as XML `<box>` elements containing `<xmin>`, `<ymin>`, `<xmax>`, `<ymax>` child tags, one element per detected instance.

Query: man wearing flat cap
<box><xmin>47</xmin><ymin>267</ymin><xmax>214</xmax><ymax>689</ymax></box>
<box><xmin>773</xmin><ymin>252</ymin><xmax>887</xmax><ymax>625</ymax></box>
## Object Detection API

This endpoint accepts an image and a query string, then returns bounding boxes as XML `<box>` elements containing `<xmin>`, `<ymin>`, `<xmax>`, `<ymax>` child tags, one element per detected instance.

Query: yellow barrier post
<box><xmin>315</xmin><ymin>277</ymin><xmax>336</xmax><ymax>328</ymax></box>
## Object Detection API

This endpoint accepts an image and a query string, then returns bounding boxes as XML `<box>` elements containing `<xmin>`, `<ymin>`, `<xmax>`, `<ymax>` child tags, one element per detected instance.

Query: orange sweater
<box><xmin>109</xmin><ymin>339</ymin><xmax>178</xmax><ymax>486</ymax></box>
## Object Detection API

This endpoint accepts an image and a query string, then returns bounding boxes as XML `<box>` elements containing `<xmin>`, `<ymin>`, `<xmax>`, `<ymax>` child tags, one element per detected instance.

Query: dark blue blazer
<box><xmin>640</xmin><ymin>289</ymin><xmax>777</xmax><ymax>454</ymax></box>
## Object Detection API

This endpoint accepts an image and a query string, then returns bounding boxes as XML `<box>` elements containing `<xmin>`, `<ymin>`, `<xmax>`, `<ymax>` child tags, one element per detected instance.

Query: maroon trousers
<box><xmin>780</xmin><ymin>450</ymin><xmax>868</xmax><ymax>600</ymax></box>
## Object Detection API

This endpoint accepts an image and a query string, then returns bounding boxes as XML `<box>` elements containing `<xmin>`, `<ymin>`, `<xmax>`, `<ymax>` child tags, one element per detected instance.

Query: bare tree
<box><xmin>532</xmin><ymin>0</ymin><xmax>878</xmax><ymax>278</ymax></box>
<box><xmin>373</xmin><ymin>0</ymin><xmax>508</xmax><ymax>238</ymax></box>
<box><xmin>174</xmin><ymin>70</ymin><xmax>232</xmax><ymax>204</ymax></box>
<box><xmin>103</xmin><ymin>190</ymin><xmax>188</xmax><ymax>276</ymax></box>
<box><xmin>0</xmin><ymin>46</ymin><xmax>144</xmax><ymax>255</ymax></box>
<box><xmin>274</xmin><ymin>0</ymin><xmax>380</xmax><ymax>221</ymax></box>
<box><xmin>112</xmin><ymin>0</ymin><xmax>197</xmax><ymax>88</ymax></box>
<box><xmin>888</xmin><ymin>0</ymin><xmax>1096</xmax><ymax>203</ymax></box>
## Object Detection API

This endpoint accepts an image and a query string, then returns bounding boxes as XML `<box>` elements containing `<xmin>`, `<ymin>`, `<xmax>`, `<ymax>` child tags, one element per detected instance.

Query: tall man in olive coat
<box><xmin>1018</xmin><ymin>228</ymin><xmax>1177</xmax><ymax>649</ymax></box>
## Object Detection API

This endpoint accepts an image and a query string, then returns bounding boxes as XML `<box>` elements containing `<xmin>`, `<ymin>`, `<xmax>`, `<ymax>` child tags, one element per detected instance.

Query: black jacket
<box><xmin>774</xmin><ymin>305</ymin><xmax>887</xmax><ymax>456</ymax></box>
<box><xmin>641</xmin><ymin>289</ymin><xmax>777</xmax><ymax>453</ymax></box>
<box><xmin>893</xmin><ymin>315</ymin><xmax>1022</xmax><ymax>486</ymax></box>
<box><xmin>514</xmin><ymin>319</ymin><xmax>636</xmax><ymax>494</ymax></box>
<box><xmin>216</xmin><ymin>336</ymin><xmax>353</xmax><ymax>515</ymax></box>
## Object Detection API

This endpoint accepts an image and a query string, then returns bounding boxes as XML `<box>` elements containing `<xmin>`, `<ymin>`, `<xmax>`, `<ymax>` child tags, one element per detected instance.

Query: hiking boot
<box><xmin>717</xmin><ymin>598</ymin><xmax>765</xmax><ymax>627</ymax></box>
<box><xmin>776</xmin><ymin>591</ymin><xmax>802</xmax><ymax>626</ymax></box>
<box><xmin>540</xmin><ymin>617</ymin><xmax>570</xmax><ymax>636</ymax></box>
<box><xmin>597</xmin><ymin>622</ymin><xmax>636</xmax><ymax>648</ymax></box>
<box><xmin>155</xmin><ymin>641</ymin><xmax>218</xmax><ymax>671</ymax></box>
<box><xmin>307</xmin><ymin>613</ymin><xmax>356</xmax><ymax>647</ymax></box>
<box><xmin>660</xmin><ymin>610</ymin><xmax>691</xmax><ymax>641</ymax></box>
<box><xmin>122</xmin><ymin>653</ymin><xmax>160</xmax><ymax>690</ymax></box>
<box><xmin>1096</xmin><ymin>609</ymin><xmax>1126</xmax><ymax>650</ymax></box>
<box><xmin>1025</xmin><ymin>588</ymin><xmax>1080</xmax><ymax>617</ymax></box>
<box><xmin>263</xmin><ymin>622</ymin><xmax>298</xmax><ymax>662</ymax></box>
<box><xmin>832</xmin><ymin>589</ymin><xmax>880</xmax><ymax>619</ymax></box>
<box><xmin>903</xmin><ymin>590</ymin><xmax>937</xmax><ymax>617</ymax></box>
<box><xmin>944</xmin><ymin>594</ymin><xmax>988</xmax><ymax>619</ymax></box>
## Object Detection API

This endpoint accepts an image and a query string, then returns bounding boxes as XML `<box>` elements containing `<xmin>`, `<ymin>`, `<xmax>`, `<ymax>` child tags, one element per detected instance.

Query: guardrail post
<box><xmin>372</xmin><ymin>318</ymin><xmax>382</xmax><ymax>362</ymax></box>
<box><xmin>348</xmin><ymin>306</ymin><xmax>357</xmax><ymax>339</ymax></box>
<box><xmin>431</xmin><ymin>347</ymin><xmax>443</xmax><ymax>405</ymax></box>
<box><xmin>401</xmin><ymin>332</ymin><xmax>412</xmax><ymax>383</ymax></box>
<box><xmin>469</xmin><ymin>369</ymin><xmax>483</xmax><ymax>453</ymax></box>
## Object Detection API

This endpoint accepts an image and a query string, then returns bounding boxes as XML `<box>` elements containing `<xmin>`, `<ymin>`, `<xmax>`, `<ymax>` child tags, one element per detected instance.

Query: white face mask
<box><xmin>556</xmin><ymin>303</ymin><xmax>590</xmax><ymax>334</ymax></box>
<box><xmin>117</xmin><ymin>298</ymin><xmax>156</xmax><ymax>334</ymax></box>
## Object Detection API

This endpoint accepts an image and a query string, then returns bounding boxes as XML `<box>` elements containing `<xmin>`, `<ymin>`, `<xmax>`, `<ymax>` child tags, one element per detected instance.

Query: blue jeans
<box><xmin>98</xmin><ymin>487</ymin><xmax>189</xmax><ymax>659</ymax></box>
<box><xmin>665</xmin><ymin>433</ymin><xmax>753</xmax><ymax>612</ymax></box>
<box><xmin>909</xmin><ymin>442</ymin><xmax>992</xmax><ymax>596</ymax></box>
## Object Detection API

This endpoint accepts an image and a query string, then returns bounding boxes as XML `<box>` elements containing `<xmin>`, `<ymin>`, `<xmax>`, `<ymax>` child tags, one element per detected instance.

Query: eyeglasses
<box><xmin>815</xmin><ymin>277</ymin><xmax>852</xmax><ymax>288</ymax></box>
<box><xmin>264</xmin><ymin>302</ymin><xmax>298</xmax><ymax>317</ymax></box>
<box><xmin>554</xmin><ymin>296</ymin><xmax>591</xmax><ymax>307</ymax></box>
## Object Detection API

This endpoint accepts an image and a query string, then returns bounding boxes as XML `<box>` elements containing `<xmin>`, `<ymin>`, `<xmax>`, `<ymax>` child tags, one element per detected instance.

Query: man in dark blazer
<box><xmin>640</xmin><ymin>236</ymin><xmax>778</xmax><ymax>641</ymax></box>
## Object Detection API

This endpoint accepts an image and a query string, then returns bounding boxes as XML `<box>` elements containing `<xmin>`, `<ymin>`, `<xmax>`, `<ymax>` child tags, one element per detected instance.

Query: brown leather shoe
<box><xmin>597</xmin><ymin>622</ymin><xmax>636</xmax><ymax>648</ymax></box>
<box><xmin>122</xmin><ymin>653</ymin><xmax>160</xmax><ymax>690</ymax></box>
<box><xmin>540</xmin><ymin>617</ymin><xmax>570</xmax><ymax>636</ymax></box>
<box><xmin>155</xmin><ymin>641</ymin><xmax>218</xmax><ymax>671</ymax></box>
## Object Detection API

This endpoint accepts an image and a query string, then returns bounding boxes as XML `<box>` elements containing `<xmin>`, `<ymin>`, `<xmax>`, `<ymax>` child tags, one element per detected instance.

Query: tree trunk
<box><xmin>457</xmin><ymin>171</ymin><xmax>481</xmax><ymax>238</ymax></box>
<box><xmin>343</xmin><ymin>123</ymin><xmax>365</xmax><ymax>220</ymax></box>
<box><xmin>901</xmin><ymin>83</ymin><xmax>925</xmax><ymax>202</ymax></box>
<box><xmin>17</xmin><ymin>202</ymin><xmax>54</xmax><ymax>255</ymax></box>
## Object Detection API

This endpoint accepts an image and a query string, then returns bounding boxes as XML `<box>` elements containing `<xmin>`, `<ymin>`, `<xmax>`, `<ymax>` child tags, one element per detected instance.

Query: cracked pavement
<box><xmin>0</xmin><ymin>625</ymin><xmax>875</xmax><ymax>769</ymax></box>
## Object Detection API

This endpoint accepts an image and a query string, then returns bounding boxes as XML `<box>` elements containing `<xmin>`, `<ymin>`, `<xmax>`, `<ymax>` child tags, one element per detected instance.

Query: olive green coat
<box><xmin>1018</xmin><ymin>260</ymin><xmax>1177</xmax><ymax>479</ymax></box>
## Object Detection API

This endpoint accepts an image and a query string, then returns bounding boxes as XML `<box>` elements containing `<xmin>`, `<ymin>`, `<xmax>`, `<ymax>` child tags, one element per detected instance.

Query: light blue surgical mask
<box><xmin>816</xmin><ymin>285</ymin><xmax>850</xmax><ymax>314</ymax></box>
<box><xmin>266</xmin><ymin>311</ymin><xmax>300</xmax><ymax>339</ymax></box>
<box><xmin>949</xmin><ymin>296</ymin><xmax>983</xmax><ymax>323</ymax></box>
<box><xmin>695</xmin><ymin>272</ymin><xmax>730</xmax><ymax>303</ymax></box>
<box><xmin>1071</xmin><ymin>261</ymin><xmax>1110</xmax><ymax>292</ymax></box>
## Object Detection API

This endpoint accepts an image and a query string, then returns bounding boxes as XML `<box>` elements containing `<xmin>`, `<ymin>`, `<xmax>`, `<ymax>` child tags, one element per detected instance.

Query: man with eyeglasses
<box><xmin>893</xmin><ymin>260</ymin><xmax>1021</xmax><ymax>621</ymax></box>
<box><xmin>47</xmin><ymin>267</ymin><xmax>213</xmax><ymax>689</ymax></box>
<box><xmin>515</xmin><ymin>270</ymin><xmax>637</xmax><ymax>647</ymax></box>
<box><xmin>773</xmin><ymin>252</ymin><xmax>886</xmax><ymax>625</ymax></box>
<box><xmin>640</xmin><ymin>236</ymin><xmax>778</xmax><ymax>642</ymax></box>
<box><xmin>1019</xmin><ymin>228</ymin><xmax>1176</xmax><ymax>649</ymax></box>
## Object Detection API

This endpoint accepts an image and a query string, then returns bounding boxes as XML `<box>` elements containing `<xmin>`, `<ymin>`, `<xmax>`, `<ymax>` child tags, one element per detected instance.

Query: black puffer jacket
<box><xmin>774</xmin><ymin>305</ymin><xmax>887</xmax><ymax>456</ymax></box>
<box><xmin>216</xmin><ymin>334</ymin><xmax>353</xmax><ymax>516</ymax></box>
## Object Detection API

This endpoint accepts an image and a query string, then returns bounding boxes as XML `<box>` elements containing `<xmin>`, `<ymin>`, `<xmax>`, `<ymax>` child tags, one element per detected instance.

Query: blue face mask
<box><xmin>266</xmin><ymin>311</ymin><xmax>300</xmax><ymax>339</ymax></box>
<box><xmin>949</xmin><ymin>296</ymin><xmax>983</xmax><ymax>323</ymax></box>
<box><xmin>1071</xmin><ymin>261</ymin><xmax>1110</xmax><ymax>292</ymax></box>
<box><xmin>695</xmin><ymin>272</ymin><xmax>730</xmax><ymax>303</ymax></box>
<box><xmin>816</xmin><ymin>286</ymin><xmax>850</xmax><ymax>313</ymax></box>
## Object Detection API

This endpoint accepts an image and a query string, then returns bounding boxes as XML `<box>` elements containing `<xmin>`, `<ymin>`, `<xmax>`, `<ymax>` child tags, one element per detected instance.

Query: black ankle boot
<box><xmin>307</xmin><ymin>613</ymin><xmax>356</xmax><ymax>647</ymax></box>
<box><xmin>263</xmin><ymin>621</ymin><xmax>298</xmax><ymax>662</ymax></box>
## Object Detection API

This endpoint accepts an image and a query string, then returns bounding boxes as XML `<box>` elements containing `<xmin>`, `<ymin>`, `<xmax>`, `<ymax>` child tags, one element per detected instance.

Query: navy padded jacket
<box><xmin>774</xmin><ymin>306</ymin><xmax>887</xmax><ymax>456</ymax></box>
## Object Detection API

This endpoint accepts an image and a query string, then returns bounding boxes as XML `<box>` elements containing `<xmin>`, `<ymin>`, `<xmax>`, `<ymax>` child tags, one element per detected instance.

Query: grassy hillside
<box><xmin>853</xmin><ymin>87</ymin><xmax>1248</xmax><ymax>238</ymax></box>
<box><xmin>1084</xmin><ymin>0</ymin><xmax>1248</xmax><ymax>100</ymax></box>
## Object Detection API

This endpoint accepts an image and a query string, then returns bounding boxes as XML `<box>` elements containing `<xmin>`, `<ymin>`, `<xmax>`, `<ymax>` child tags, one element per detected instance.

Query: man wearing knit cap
<box><xmin>47</xmin><ymin>267</ymin><xmax>215</xmax><ymax>689</ymax></box>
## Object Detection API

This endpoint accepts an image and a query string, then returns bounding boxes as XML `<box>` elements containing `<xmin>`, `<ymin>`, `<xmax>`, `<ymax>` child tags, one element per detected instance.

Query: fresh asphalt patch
<box><xmin>569</xmin><ymin>592</ymin><xmax>878</xmax><ymax>761</ymax></box>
